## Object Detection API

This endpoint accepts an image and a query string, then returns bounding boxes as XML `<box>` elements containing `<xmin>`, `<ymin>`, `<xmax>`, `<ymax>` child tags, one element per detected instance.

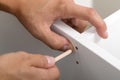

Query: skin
<box><xmin>0</xmin><ymin>0</ymin><xmax>108</xmax><ymax>80</ymax></box>
<box><xmin>0</xmin><ymin>51</ymin><xmax>59</xmax><ymax>80</ymax></box>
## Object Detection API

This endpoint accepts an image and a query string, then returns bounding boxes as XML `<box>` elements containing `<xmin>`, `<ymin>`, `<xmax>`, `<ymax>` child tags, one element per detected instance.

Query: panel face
<box><xmin>81</xmin><ymin>9</ymin><xmax>120</xmax><ymax>60</ymax></box>
<box><xmin>95</xmin><ymin>20</ymin><xmax>120</xmax><ymax>59</ymax></box>
<box><xmin>52</xmin><ymin>9</ymin><xmax>120</xmax><ymax>80</ymax></box>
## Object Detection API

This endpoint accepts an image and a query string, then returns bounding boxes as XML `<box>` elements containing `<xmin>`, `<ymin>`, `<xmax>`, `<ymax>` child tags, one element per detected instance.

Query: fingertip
<box><xmin>102</xmin><ymin>31</ymin><xmax>108</xmax><ymax>39</ymax></box>
<box><xmin>100</xmin><ymin>22</ymin><xmax>108</xmax><ymax>39</ymax></box>
<box><xmin>43</xmin><ymin>30</ymin><xmax>74</xmax><ymax>51</ymax></box>
<box><xmin>97</xmin><ymin>30</ymin><xmax>108</xmax><ymax>39</ymax></box>
<box><xmin>45</xmin><ymin>56</ymin><xmax>55</xmax><ymax>68</ymax></box>
<box><xmin>62</xmin><ymin>43</ymin><xmax>74</xmax><ymax>51</ymax></box>
<box><xmin>62</xmin><ymin>44</ymin><xmax>69</xmax><ymax>51</ymax></box>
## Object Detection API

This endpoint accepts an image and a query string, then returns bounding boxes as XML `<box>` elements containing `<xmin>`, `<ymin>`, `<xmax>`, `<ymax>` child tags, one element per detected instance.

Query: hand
<box><xmin>0</xmin><ymin>51</ymin><xmax>59</xmax><ymax>80</ymax></box>
<box><xmin>0</xmin><ymin>0</ymin><xmax>108</xmax><ymax>51</ymax></box>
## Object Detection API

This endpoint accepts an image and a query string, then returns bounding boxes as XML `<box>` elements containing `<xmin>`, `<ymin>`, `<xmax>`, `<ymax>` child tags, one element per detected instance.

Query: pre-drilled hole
<box><xmin>75</xmin><ymin>46</ymin><xmax>78</xmax><ymax>50</ymax></box>
<box><xmin>76</xmin><ymin>61</ymin><xmax>79</xmax><ymax>64</ymax></box>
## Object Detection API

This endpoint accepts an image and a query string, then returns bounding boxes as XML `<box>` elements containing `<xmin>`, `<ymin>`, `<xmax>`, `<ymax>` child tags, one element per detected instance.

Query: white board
<box><xmin>52</xmin><ymin>9</ymin><xmax>120</xmax><ymax>80</ymax></box>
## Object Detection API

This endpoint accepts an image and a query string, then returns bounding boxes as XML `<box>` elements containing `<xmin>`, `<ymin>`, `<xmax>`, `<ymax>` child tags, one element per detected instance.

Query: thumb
<box><xmin>28</xmin><ymin>54</ymin><xmax>55</xmax><ymax>68</ymax></box>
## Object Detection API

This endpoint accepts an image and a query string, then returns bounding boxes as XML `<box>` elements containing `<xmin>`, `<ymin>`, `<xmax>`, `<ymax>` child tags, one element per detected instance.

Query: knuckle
<box><xmin>87</xmin><ymin>8</ymin><xmax>97</xmax><ymax>18</ymax></box>
<box><xmin>50</xmin><ymin>39</ymin><xmax>63</xmax><ymax>50</ymax></box>
<box><xmin>55</xmin><ymin>0</ymin><xmax>67</xmax><ymax>12</ymax></box>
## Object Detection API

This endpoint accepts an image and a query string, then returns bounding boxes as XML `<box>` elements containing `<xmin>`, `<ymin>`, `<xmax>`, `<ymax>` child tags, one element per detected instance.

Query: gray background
<box><xmin>0</xmin><ymin>0</ymin><xmax>120</xmax><ymax>80</ymax></box>
<box><xmin>93</xmin><ymin>0</ymin><xmax>120</xmax><ymax>18</ymax></box>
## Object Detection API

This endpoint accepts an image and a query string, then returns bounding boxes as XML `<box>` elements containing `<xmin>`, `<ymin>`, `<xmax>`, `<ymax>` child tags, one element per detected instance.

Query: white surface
<box><xmin>52</xmin><ymin>9</ymin><xmax>120</xmax><ymax>80</ymax></box>
<box><xmin>82</xmin><ymin>9</ymin><xmax>120</xmax><ymax>60</ymax></box>
<box><xmin>74</xmin><ymin>0</ymin><xmax>93</xmax><ymax>7</ymax></box>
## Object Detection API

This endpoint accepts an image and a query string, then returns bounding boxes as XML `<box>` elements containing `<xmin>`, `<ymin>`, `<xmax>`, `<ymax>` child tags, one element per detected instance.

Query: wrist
<box><xmin>0</xmin><ymin>0</ymin><xmax>21</xmax><ymax>14</ymax></box>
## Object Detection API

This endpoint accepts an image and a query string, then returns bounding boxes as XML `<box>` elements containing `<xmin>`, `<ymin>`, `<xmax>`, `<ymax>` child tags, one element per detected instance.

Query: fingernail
<box><xmin>103</xmin><ymin>31</ymin><xmax>108</xmax><ymax>38</ymax></box>
<box><xmin>45</xmin><ymin>56</ymin><xmax>55</xmax><ymax>67</ymax></box>
<box><xmin>63</xmin><ymin>44</ymin><xmax>69</xmax><ymax>51</ymax></box>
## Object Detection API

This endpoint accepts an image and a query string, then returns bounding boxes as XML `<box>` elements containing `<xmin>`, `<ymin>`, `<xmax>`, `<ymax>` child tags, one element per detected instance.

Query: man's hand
<box><xmin>0</xmin><ymin>0</ymin><xmax>108</xmax><ymax>51</ymax></box>
<box><xmin>0</xmin><ymin>52</ymin><xmax>59</xmax><ymax>80</ymax></box>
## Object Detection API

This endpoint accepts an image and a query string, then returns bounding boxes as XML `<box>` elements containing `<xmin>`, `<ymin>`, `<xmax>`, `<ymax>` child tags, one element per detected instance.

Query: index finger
<box><xmin>67</xmin><ymin>4</ymin><xmax>108</xmax><ymax>38</ymax></box>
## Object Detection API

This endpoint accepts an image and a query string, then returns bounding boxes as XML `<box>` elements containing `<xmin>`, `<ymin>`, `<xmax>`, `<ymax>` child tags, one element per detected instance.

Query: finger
<box><xmin>29</xmin><ymin>21</ymin><xmax>73</xmax><ymax>51</ymax></box>
<box><xmin>40</xmin><ymin>28</ymin><xmax>73</xmax><ymax>51</ymax></box>
<box><xmin>63</xmin><ymin>19</ymin><xmax>89</xmax><ymax>32</ymax></box>
<box><xmin>28</xmin><ymin>54</ymin><xmax>55</xmax><ymax>68</ymax></box>
<box><xmin>64</xmin><ymin>4</ymin><xmax>108</xmax><ymax>38</ymax></box>
<box><xmin>71</xmin><ymin>19</ymin><xmax>89</xmax><ymax>32</ymax></box>
<box><xmin>73</xmin><ymin>5</ymin><xmax>108</xmax><ymax>38</ymax></box>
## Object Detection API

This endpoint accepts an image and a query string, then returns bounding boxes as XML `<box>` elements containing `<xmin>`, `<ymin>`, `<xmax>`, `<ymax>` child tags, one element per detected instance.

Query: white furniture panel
<box><xmin>53</xmin><ymin>9</ymin><xmax>120</xmax><ymax>80</ymax></box>
<box><xmin>74</xmin><ymin>0</ymin><xmax>93</xmax><ymax>7</ymax></box>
